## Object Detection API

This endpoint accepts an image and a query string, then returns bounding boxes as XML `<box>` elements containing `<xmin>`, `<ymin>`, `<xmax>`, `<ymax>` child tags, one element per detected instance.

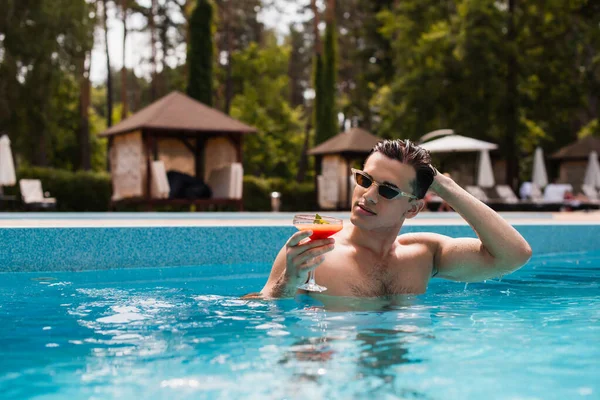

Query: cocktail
<box><xmin>293</xmin><ymin>214</ymin><xmax>343</xmax><ymax>292</ymax></box>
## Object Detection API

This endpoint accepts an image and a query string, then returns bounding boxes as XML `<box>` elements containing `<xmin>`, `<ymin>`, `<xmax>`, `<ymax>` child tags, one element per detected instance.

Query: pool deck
<box><xmin>0</xmin><ymin>210</ymin><xmax>600</xmax><ymax>227</ymax></box>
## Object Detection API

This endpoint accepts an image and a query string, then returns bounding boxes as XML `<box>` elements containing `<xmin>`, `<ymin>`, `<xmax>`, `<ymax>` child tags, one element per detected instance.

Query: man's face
<box><xmin>350</xmin><ymin>152</ymin><xmax>419</xmax><ymax>230</ymax></box>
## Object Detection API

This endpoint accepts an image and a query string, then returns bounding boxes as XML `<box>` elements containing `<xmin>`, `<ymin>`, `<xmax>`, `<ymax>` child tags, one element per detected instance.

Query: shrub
<box><xmin>243</xmin><ymin>176</ymin><xmax>317</xmax><ymax>211</ymax></box>
<box><xmin>8</xmin><ymin>167</ymin><xmax>317</xmax><ymax>212</ymax></box>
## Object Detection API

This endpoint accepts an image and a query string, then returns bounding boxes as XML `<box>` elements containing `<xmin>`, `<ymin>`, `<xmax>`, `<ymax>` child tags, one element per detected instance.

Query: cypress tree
<box><xmin>317</xmin><ymin>1</ymin><xmax>338</xmax><ymax>144</ymax></box>
<box><xmin>313</xmin><ymin>54</ymin><xmax>324</xmax><ymax>143</ymax></box>
<box><xmin>187</xmin><ymin>0</ymin><xmax>213</xmax><ymax>105</ymax></box>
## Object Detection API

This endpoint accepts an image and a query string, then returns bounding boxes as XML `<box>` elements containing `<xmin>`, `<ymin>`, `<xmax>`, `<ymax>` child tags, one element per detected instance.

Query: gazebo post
<box><xmin>235</xmin><ymin>135</ymin><xmax>243</xmax><ymax>211</ymax></box>
<box><xmin>195</xmin><ymin>136</ymin><xmax>205</xmax><ymax>180</ymax></box>
<box><xmin>107</xmin><ymin>137</ymin><xmax>113</xmax><ymax>173</ymax></box>
<box><xmin>145</xmin><ymin>133</ymin><xmax>154</xmax><ymax>211</ymax></box>
<box><xmin>314</xmin><ymin>155</ymin><xmax>322</xmax><ymax>209</ymax></box>
<box><xmin>345</xmin><ymin>154</ymin><xmax>352</xmax><ymax>210</ymax></box>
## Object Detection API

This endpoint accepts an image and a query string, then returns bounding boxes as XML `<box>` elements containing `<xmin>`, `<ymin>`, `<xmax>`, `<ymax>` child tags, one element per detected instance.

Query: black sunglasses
<box><xmin>351</xmin><ymin>168</ymin><xmax>417</xmax><ymax>200</ymax></box>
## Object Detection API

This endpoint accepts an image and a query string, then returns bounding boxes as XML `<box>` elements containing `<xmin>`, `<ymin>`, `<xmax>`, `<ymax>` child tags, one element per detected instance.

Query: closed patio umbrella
<box><xmin>477</xmin><ymin>150</ymin><xmax>495</xmax><ymax>188</ymax></box>
<box><xmin>0</xmin><ymin>135</ymin><xmax>16</xmax><ymax>193</ymax></box>
<box><xmin>531</xmin><ymin>147</ymin><xmax>548</xmax><ymax>188</ymax></box>
<box><xmin>583</xmin><ymin>150</ymin><xmax>600</xmax><ymax>189</ymax></box>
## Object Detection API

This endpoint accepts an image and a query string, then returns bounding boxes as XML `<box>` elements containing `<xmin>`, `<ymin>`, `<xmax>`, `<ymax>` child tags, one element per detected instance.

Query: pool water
<box><xmin>1</xmin><ymin>251</ymin><xmax>599</xmax><ymax>400</ymax></box>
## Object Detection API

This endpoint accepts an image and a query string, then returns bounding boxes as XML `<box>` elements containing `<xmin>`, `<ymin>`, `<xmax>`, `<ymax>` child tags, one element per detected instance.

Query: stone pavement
<box><xmin>0</xmin><ymin>211</ymin><xmax>599</xmax><ymax>227</ymax></box>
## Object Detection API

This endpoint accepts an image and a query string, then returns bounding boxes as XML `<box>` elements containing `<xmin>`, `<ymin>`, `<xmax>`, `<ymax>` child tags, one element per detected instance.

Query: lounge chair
<box><xmin>466</xmin><ymin>186</ymin><xmax>489</xmax><ymax>202</ymax></box>
<box><xmin>19</xmin><ymin>179</ymin><xmax>57</xmax><ymax>210</ymax></box>
<box><xmin>494</xmin><ymin>185</ymin><xmax>519</xmax><ymax>204</ymax></box>
<box><xmin>467</xmin><ymin>185</ymin><xmax>524</xmax><ymax>211</ymax></box>
<box><xmin>581</xmin><ymin>185</ymin><xmax>599</xmax><ymax>202</ymax></box>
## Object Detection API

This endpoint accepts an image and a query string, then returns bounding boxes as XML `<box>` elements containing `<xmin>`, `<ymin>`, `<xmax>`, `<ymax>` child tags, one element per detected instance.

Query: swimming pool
<box><xmin>0</xmin><ymin>222</ymin><xmax>599</xmax><ymax>399</ymax></box>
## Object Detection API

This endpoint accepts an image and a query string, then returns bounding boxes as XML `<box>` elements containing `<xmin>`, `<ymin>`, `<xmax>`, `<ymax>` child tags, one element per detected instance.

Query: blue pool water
<box><xmin>1</xmin><ymin>251</ymin><xmax>599</xmax><ymax>400</ymax></box>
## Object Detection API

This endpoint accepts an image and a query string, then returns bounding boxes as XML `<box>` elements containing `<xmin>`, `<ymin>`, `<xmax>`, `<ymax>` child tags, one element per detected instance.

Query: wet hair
<box><xmin>370</xmin><ymin>139</ymin><xmax>436</xmax><ymax>199</ymax></box>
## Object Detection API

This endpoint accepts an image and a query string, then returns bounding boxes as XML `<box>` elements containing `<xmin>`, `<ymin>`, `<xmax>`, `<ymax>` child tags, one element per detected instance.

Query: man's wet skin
<box><xmin>254</xmin><ymin>139</ymin><xmax>532</xmax><ymax>300</ymax></box>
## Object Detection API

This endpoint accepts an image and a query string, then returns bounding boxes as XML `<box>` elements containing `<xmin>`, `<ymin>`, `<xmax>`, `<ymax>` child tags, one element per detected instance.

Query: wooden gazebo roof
<box><xmin>307</xmin><ymin>127</ymin><xmax>382</xmax><ymax>156</ymax></box>
<box><xmin>550</xmin><ymin>136</ymin><xmax>600</xmax><ymax>161</ymax></box>
<box><xmin>99</xmin><ymin>91</ymin><xmax>257</xmax><ymax>137</ymax></box>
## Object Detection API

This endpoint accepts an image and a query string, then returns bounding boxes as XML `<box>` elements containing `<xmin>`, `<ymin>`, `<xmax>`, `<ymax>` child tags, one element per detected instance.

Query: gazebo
<box><xmin>550</xmin><ymin>136</ymin><xmax>600</xmax><ymax>187</ymax></box>
<box><xmin>99</xmin><ymin>91</ymin><xmax>257</xmax><ymax>210</ymax></box>
<box><xmin>307</xmin><ymin>127</ymin><xmax>382</xmax><ymax>210</ymax></box>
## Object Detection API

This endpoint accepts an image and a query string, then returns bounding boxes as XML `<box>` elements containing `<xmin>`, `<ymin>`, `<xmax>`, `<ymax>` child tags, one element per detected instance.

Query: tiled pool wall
<box><xmin>1</xmin><ymin>225</ymin><xmax>599</xmax><ymax>272</ymax></box>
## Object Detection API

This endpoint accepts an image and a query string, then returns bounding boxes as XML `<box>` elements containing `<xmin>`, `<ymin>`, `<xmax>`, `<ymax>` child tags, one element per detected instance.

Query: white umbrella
<box><xmin>477</xmin><ymin>150</ymin><xmax>495</xmax><ymax>188</ymax></box>
<box><xmin>583</xmin><ymin>150</ymin><xmax>600</xmax><ymax>189</ymax></box>
<box><xmin>419</xmin><ymin>134</ymin><xmax>498</xmax><ymax>153</ymax></box>
<box><xmin>0</xmin><ymin>135</ymin><xmax>16</xmax><ymax>190</ymax></box>
<box><xmin>531</xmin><ymin>147</ymin><xmax>548</xmax><ymax>188</ymax></box>
<box><xmin>419</xmin><ymin>129</ymin><xmax>454</xmax><ymax>144</ymax></box>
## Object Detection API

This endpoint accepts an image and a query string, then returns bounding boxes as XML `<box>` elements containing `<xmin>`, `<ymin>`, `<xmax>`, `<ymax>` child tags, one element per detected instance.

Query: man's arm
<box><xmin>242</xmin><ymin>230</ymin><xmax>334</xmax><ymax>299</ymax></box>
<box><xmin>429</xmin><ymin>173</ymin><xmax>532</xmax><ymax>282</ymax></box>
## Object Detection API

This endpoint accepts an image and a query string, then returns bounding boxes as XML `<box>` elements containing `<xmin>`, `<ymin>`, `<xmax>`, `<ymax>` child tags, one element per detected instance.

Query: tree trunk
<box><xmin>505</xmin><ymin>0</ymin><xmax>518</xmax><ymax>190</ymax></box>
<box><xmin>157</xmin><ymin>3</ymin><xmax>169</xmax><ymax>97</ymax></box>
<box><xmin>78</xmin><ymin>52</ymin><xmax>91</xmax><ymax>170</ymax></box>
<box><xmin>120</xmin><ymin>0</ymin><xmax>128</xmax><ymax>120</ymax></box>
<box><xmin>182</xmin><ymin>0</ymin><xmax>192</xmax><ymax>83</ymax></box>
<box><xmin>311</xmin><ymin>0</ymin><xmax>322</xmax><ymax>55</ymax></box>
<box><xmin>103</xmin><ymin>0</ymin><xmax>113</xmax><ymax>127</ymax></box>
<box><xmin>224</xmin><ymin>5</ymin><xmax>233</xmax><ymax>114</ymax></box>
<box><xmin>150</xmin><ymin>0</ymin><xmax>158</xmax><ymax>100</ymax></box>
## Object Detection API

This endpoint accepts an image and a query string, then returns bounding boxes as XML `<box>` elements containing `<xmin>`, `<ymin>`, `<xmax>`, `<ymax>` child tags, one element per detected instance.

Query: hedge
<box><xmin>243</xmin><ymin>175</ymin><xmax>318</xmax><ymax>212</ymax></box>
<box><xmin>7</xmin><ymin>167</ymin><xmax>318</xmax><ymax>212</ymax></box>
<box><xmin>15</xmin><ymin>167</ymin><xmax>112</xmax><ymax>211</ymax></box>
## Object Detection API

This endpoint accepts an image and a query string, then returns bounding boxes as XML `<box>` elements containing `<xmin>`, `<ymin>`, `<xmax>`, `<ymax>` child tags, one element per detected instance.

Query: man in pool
<box><xmin>255</xmin><ymin>139</ymin><xmax>532</xmax><ymax>298</ymax></box>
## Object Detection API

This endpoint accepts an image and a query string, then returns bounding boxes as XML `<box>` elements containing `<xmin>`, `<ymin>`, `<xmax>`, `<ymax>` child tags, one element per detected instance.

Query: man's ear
<box><xmin>405</xmin><ymin>199</ymin><xmax>424</xmax><ymax>219</ymax></box>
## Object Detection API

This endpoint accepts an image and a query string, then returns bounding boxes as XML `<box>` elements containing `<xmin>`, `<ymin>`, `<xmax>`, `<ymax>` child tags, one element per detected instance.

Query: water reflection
<box><xmin>277</xmin><ymin>298</ymin><xmax>435</xmax><ymax>398</ymax></box>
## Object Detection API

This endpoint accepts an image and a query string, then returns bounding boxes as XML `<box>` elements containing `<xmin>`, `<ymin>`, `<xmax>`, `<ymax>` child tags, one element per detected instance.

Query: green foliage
<box><xmin>578</xmin><ymin>119</ymin><xmax>599</xmax><ymax>138</ymax></box>
<box><xmin>229</xmin><ymin>37</ymin><xmax>306</xmax><ymax>180</ymax></box>
<box><xmin>313</xmin><ymin>15</ymin><xmax>339</xmax><ymax>146</ymax></box>
<box><xmin>16</xmin><ymin>167</ymin><xmax>111</xmax><ymax>211</ymax></box>
<box><xmin>243</xmin><ymin>175</ymin><xmax>317</xmax><ymax>212</ymax></box>
<box><xmin>4</xmin><ymin>0</ymin><xmax>600</xmax><ymax>194</ymax></box>
<box><xmin>313</xmin><ymin>54</ymin><xmax>324</xmax><ymax>140</ymax></box>
<box><xmin>187</xmin><ymin>0</ymin><xmax>214</xmax><ymax>105</ymax></box>
<box><xmin>374</xmin><ymin>0</ymin><xmax>600</xmax><ymax>181</ymax></box>
<box><xmin>0</xmin><ymin>0</ymin><xmax>95</xmax><ymax>167</ymax></box>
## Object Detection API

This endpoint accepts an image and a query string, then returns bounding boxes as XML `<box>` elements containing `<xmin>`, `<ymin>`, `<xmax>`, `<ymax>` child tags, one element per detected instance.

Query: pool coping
<box><xmin>0</xmin><ymin>211</ymin><xmax>599</xmax><ymax>228</ymax></box>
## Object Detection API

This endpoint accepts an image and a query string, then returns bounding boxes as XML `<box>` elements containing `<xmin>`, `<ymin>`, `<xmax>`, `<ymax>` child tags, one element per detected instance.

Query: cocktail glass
<box><xmin>293</xmin><ymin>214</ymin><xmax>343</xmax><ymax>292</ymax></box>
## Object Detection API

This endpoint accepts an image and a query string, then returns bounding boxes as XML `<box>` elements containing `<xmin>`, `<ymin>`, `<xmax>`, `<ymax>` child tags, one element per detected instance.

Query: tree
<box><xmin>213</xmin><ymin>0</ymin><xmax>263</xmax><ymax>112</ymax></box>
<box><xmin>0</xmin><ymin>0</ymin><xmax>96</xmax><ymax>167</ymax></box>
<box><xmin>313</xmin><ymin>0</ymin><xmax>338</xmax><ymax>145</ymax></box>
<box><xmin>102</xmin><ymin>0</ymin><xmax>113</xmax><ymax>128</ymax></box>
<box><xmin>187</xmin><ymin>0</ymin><xmax>213</xmax><ymax>105</ymax></box>
<box><xmin>120</xmin><ymin>0</ymin><xmax>129</xmax><ymax>120</ymax></box>
<box><xmin>229</xmin><ymin>36</ymin><xmax>306</xmax><ymax>179</ymax></box>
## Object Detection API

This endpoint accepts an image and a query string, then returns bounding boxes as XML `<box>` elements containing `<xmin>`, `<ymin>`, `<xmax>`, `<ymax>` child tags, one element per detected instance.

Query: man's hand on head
<box><xmin>429</xmin><ymin>168</ymin><xmax>452</xmax><ymax>194</ymax></box>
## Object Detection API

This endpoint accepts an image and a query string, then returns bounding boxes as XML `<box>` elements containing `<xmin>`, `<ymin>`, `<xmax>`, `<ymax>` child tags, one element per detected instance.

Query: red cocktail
<box><xmin>294</xmin><ymin>223</ymin><xmax>344</xmax><ymax>240</ymax></box>
<box><xmin>293</xmin><ymin>214</ymin><xmax>343</xmax><ymax>292</ymax></box>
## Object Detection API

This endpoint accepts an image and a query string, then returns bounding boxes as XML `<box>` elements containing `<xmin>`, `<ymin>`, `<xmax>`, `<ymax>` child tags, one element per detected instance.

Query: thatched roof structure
<box><xmin>550</xmin><ymin>136</ymin><xmax>600</xmax><ymax>161</ymax></box>
<box><xmin>99</xmin><ymin>91</ymin><xmax>256</xmax><ymax>137</ymax></box>
<box><xmin>308</xmin><ymin>127</ymin><xmax>382</xmax><ymax>156</ymax></box>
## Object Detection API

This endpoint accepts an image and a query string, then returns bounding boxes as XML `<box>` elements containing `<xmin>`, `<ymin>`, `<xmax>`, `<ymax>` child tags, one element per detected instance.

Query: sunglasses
<box><xmin>351</xmin><ymin>168</ymin><xmax>418</xmax><ymax>200</ymax></box>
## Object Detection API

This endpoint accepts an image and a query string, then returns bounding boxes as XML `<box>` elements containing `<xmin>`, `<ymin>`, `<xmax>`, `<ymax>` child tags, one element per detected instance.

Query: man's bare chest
<box><xmin>313</xmin><ymin>250</ymin><xmax>432</xmax><ymax>297</ymax></box>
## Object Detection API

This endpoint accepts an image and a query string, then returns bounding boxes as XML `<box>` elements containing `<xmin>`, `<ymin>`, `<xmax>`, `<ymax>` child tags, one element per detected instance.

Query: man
<box><xmin>257</xmin><ymin>139</ymin><xmax>532</xmax><ymax>298</ymax></box>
